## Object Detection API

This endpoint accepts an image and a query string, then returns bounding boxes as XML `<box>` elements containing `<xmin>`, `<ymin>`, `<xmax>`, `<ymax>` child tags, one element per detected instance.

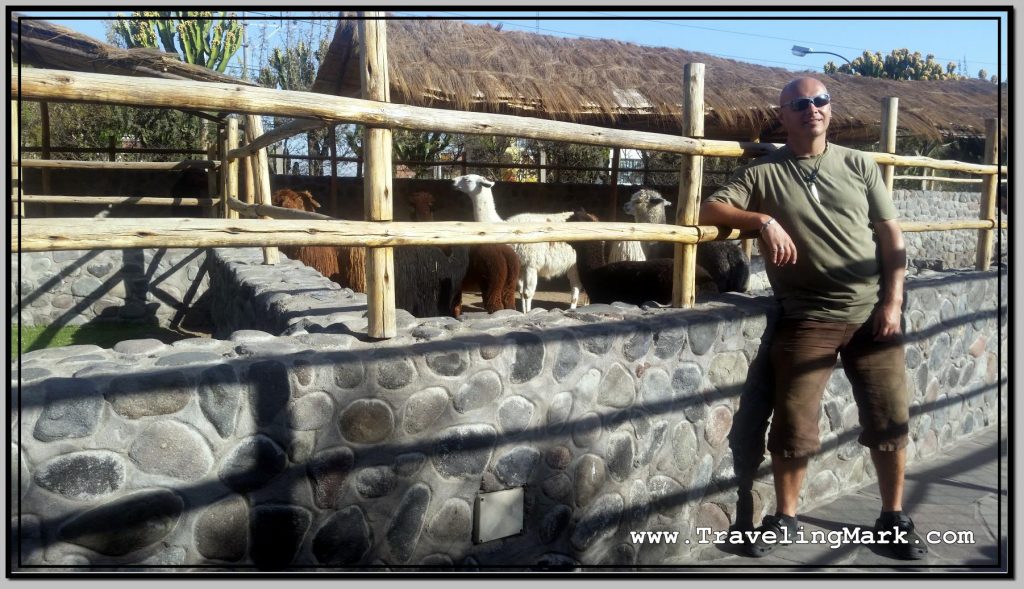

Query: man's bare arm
<box><xmin>872</xmin><ymin>219</ymin><xmax>906</xmax><ymax>340</ymax></box>
<box><xmin>699</xmin><ymin>201</ymin><xmax>772</xmax><ymax>230</ymax></box>
<box><xmin>700</xmin><ymin>201</ymin><xmax>797</xmax><ymax>266</ymax></box>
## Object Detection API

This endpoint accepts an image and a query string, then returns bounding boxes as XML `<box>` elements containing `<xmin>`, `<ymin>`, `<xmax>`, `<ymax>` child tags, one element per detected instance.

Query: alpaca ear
<box><xmin>302</xmin><ymin>192</ymin><xmax>323</xmax><ymax>210</ymax></box>
<box><xmin>659</xmin><ymin>198</ymin><xmax>673</xmax><ymax>207</ymax></box>
<box><xmin>481</xmin><ymin>177</ymin><xmax>495</xmax><ymax>188</ymax></box>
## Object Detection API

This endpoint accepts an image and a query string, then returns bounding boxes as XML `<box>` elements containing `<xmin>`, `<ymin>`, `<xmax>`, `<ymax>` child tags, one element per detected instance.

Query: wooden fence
<box><xmin>9</xmin><ymin>15</ymin><xmax>1007</xmax><ymax>339</ymax></box>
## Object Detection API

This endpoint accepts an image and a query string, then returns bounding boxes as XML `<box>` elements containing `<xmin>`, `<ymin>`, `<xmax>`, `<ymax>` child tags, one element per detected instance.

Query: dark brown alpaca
<box><xmin>566</xmin><ymin>208</ymin><xmax>717</xmax><ymax>305</ymax></box>
<box><xmin>272</xmin><ymin>189</ymin><xmax>366</xmax><ymax>292</ymax></box>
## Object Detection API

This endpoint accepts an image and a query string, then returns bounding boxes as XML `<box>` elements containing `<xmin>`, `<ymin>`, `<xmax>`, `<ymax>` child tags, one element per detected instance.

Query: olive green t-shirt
<box><xmin>705</xmin><ymin>143</ymin><xmax>897</xmax><ymax>323</ymax></box>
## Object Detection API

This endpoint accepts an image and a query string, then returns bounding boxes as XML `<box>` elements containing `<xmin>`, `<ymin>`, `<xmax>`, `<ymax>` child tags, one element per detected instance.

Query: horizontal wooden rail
<box><xmin>226</xmin><ymin>197</ymin><xmax>334</xmax><ymax>220</ymax></box>
<box><xmin>10</xmin><ymin>217</ymin><xmax>1006</xmax><ymax>253</ymax></box>
<box><xmin>12</xmin><ymin>217</ymin><xmax>721</xmax><ymax>252</ymax></box>
<box><xmin>15</xmin><ymin>158</ymin><xmax>217</xmax><ymax>170</ymax></box>
<box><xmin>227</xmin><ymin>118</ymin><xmax>325</xmax><ymax>160</ymax></box>
<box><xmin>17</xmin><ymin>69</ymin><xmax>1005</xmax><ymax>175</ymax></box>
<box><xmin>893</xmin><ymin>175</ymin><xmax>1007</xmax><ymax>184</ymax></box>
<box><xmin>900</xmin><ymin>220</ymin><xmax>1006</xmax><ymax>232</ymax></box>
<box><xmin>14</xmin><ymin>195</ymin><xmax>216</xmax><ymax>207</ymax></box>
<box><xmin>21</xmin><ymin>146</ymin><xmax>206</xmax><ymax>156</ymax></box>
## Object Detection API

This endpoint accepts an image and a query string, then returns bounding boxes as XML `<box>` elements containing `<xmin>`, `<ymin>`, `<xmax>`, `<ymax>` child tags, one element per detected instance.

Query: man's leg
<box><xmin>745</xmin><ymin>320</ymin><xmax>844</xmax><ymax>557</ymax></box>
<box><xmin>771</xmin><ymin>455</ymin><xmax>809</xmax><ymax>517</ymax></box>
<box><xmin>870</xmin><ymin>447</ymin><xmax>906</xmax><ymax>512</ymax></box>
<box><xmin>842</xmin><ymin>321</ymin><xmax>924</xmax><ymax>559</ymax></box>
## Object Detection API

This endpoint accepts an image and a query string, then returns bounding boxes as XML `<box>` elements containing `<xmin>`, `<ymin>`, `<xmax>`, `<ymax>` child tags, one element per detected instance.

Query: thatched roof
<box><xmin>313</xmin><ymin>17</ymin><xmax>1006</xmax><ymax>143</ymax></box>
<box><xmin>10</xmin><ymin>14</ymin><xmax>253</xmax><ymax>86</ymax></box>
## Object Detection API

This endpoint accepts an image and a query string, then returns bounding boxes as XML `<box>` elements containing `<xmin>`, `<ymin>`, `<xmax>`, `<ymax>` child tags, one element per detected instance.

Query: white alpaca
<box><xmin>452</xmin><ymin>174</ymin><xmax>581</xmax><ymax>313</ymax></box>
<box><xmin>608</xmin><ymin>239</ymin><xmax>646</xmax><ymax>263</ymax></box>
<box><xmin>617</xmin><ymin>188</ymin><xmax>673</xmax><ymax>261</ymax></box>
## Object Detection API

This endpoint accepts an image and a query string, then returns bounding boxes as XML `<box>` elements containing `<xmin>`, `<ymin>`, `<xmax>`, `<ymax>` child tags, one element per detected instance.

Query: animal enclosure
<box><xmin>9</xmin><ymin>13</ymin><xmax>1009</xmax><ymax>572</ymax></box>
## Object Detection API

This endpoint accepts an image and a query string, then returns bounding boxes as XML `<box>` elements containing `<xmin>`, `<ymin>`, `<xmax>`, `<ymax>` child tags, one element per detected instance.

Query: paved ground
<box><xmin>666</xmin><ymin>423</ymin><xmax>1009</xmax><ymax>572</ymax></box>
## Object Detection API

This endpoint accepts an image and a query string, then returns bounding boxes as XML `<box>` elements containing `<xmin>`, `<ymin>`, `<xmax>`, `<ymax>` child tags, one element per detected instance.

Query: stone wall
<box><xmin>10</xmin><ymin>246</ymin><xmax>1007</xmax><ymax>570</ymax></box>
<box><xmin>892</xmin><ymin>188</ymin><xmax>1008</xmax><ymax>270</ymax></box>
<box><xmin>11</xmin><ymin>248</ymin><xmax>212</xmax><ymax>329</ymax></box>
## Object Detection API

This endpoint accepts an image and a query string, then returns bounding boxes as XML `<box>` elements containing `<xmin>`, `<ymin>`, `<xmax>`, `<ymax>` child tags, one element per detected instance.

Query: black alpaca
<box><xmin>566</xmin><ymin>209</ymin><xmax>716</xmax><ymax>305</ymax></box>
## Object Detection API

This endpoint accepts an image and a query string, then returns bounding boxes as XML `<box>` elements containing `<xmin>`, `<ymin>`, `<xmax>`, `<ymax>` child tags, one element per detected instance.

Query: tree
<box><xmin>523</xmin><ymin>140</ymin><xmax>609</xmax><ymax>184</ymax></box>
<box><xmin>102</xmin><ymin>12</ymin><xmax>244</xmax><ymax>156</ymax></box>
<box><xmin>393</xmin><ymin>131</ymin><xmax>453</xmax><ymax>178</ymax></box>
<box><xmin>111</xmin><ymin>11</ymin><xmax>242</xmax><ymax>73</ymax></box>
<box><xmin>823</xmin><ymin>48</ymin><xmax>965</xmax><ymax>81</ymax></box>
<box><xmin>257</xmin><ymin>40</ymin><xmax>332</xmax><ymax>175</ymax></box>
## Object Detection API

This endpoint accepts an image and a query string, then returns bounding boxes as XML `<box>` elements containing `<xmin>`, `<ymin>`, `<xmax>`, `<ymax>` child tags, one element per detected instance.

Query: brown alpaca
<box><xmin>408</xmin><ymin>191</ymin><xmax>519</xmax><ymax>315</ymax></box>
<box><xmin>272</xmin><ymin>189</ymin><xmax>366</xmax><ymax>292</ymax></box>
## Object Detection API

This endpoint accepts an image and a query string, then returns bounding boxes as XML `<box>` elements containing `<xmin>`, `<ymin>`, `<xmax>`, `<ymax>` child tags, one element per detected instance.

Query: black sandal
<box><xmin>745</xmin><ymin>513</ymin><xmax>799</xmax><ymax>558</ymax></box>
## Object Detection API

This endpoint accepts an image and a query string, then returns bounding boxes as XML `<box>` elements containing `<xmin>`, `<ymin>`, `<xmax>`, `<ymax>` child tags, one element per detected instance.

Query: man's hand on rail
<box><xmin>700</xmin><ymin>201</ymin><xmax>797</xmax><ymax>266</ymax></box>
<box><xmin>759</xmin><ymin>221</ymin><xmax>797</xmax><ymax>267</ymax></box>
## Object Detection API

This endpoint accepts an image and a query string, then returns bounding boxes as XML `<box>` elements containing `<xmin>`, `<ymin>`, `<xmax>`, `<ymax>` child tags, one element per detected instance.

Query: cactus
<box><xmin>825</xmin><ymin>47</ymin><xmax>964</xmax><ymax>81</ymax></box>
<box><xmin>112</xmin><ymin>11</ymin><xmax>241</xmax><ymax>73</ymax></box>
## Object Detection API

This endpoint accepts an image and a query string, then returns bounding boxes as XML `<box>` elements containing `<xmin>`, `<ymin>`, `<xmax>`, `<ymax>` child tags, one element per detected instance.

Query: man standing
<box><xmin>700</xmin><ymin>77</ymin><xmax>926</xmax><ymax>560</ymax></box>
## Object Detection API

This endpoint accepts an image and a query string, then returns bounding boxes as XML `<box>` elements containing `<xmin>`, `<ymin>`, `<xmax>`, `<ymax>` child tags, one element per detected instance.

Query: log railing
<box><xmin>14</xmin><ymin>69</ymin><xmax>1007</xmax><ymax>175</ymax></box>
<box><xmin>10</xmin><ymin>46</ymin><xmax>1007</xmax><ymax>338</ymax></box>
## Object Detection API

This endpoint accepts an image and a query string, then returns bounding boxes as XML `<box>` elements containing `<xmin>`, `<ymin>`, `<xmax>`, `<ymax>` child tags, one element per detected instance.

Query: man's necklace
<box><xmin>794</xmin><ymin>143</ymin><xmax>828</xmax><ymax>204</ymax></box>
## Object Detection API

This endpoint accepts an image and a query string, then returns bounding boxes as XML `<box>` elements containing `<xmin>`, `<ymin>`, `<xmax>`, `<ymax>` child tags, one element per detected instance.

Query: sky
<box><xmin>12</xmin><ymin>9</ymin><xmax>1010</xmax><ymax>81</ymax></box>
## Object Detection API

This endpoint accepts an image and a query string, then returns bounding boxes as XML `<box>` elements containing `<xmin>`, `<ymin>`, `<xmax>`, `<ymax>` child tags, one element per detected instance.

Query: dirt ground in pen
<box><xmin>459</xmin><ymin>288</ymin><xmax>579</xmax><ymax>313</ymax></box>
<box><xmin>459</xmin><ymin>254</ymin><xmax>770</xmax><ymax>313</ymax></box>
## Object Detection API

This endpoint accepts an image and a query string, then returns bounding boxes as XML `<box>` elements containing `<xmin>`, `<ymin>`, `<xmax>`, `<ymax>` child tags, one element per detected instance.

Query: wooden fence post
<box><xmin>360</xmin><ymin>13</ymin><xmax>397</xmax><ymax>339</ymax></box>
<box><xmin>608</xmin><ymin>147</ymin><xmax>621</xmax><ymax>221</ymax></box>
<box><xmin>11</xmin><ymin>100</ymin><xmax>23</xmax><ymax>219</ymax></box>
<box><xmin>240</xmin><ymin>120</ymin><xmax>256</xmax><ymax>208</ymax></box>
<box><xmin>245</xmin><ymin>114</ymin><xmax>279</xmax><ymax>264</ymax></box>
<box><xmin>242</xmin><ymin>153</ymin><xmax>255</xmax><ymax>206</ymax></box>
<box><xmin>976</xmin><ymin>118</ymin><xmax>1000</xmax><ymax>270</ymax></box>
<box><xmin>880</xmin><ymin>97</ymin><xmax>899</xmax><ymax>193</ymax></box>
<box><xmin>329</xmin><ymin>124</ymin><xmax>339</xmax><ymax>217</ymax></box>
<box><xmin>206</xmin><ymin>142</ymin><xmax>219</xmax><ymax>219</ymax></box>
<box><xmin>741</xmin><ymin>134</ymin><xmax>760</xmax><ymax>262</ymax></box>
<box><xmin>224</xmin><ymin>117</ymin><xmax>240</xmax><ymax>219</ymax></box>
<box><xmin>672</xmin><ymin>63</ymin><xmax>704</xmax><ymax>308</ymax></box>
<box><xmin>40</xmin><ymin>102</ymin><xmax>53</xmax><ymax>217</ymax></box>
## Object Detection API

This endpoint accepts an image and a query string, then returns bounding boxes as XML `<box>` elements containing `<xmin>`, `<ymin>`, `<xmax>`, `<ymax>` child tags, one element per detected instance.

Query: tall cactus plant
<box><xmin>112</xmin><ymin>11</ymin><xmax>242</xmax><ymax>73</ymax></box>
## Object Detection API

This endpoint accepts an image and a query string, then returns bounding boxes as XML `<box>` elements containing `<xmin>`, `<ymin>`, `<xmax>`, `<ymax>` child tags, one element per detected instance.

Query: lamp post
<box><xmin>791</xmin><ymin>45</ymin><xmax>853</xmax><ymax>66</ymax></box>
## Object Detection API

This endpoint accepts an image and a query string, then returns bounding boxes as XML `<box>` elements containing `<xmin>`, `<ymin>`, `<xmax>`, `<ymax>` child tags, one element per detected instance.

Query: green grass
<box><xmin>11</xmin><ymin>323</ymin><xmax>195</xmax><ymax>359</ymax></box>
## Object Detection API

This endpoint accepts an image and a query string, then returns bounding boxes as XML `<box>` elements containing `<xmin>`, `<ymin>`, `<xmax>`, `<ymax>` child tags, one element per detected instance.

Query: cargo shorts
<box><xmin>766</xmin><ymin>317</ymin><xmax>910</xmax><ymax>458</ymax></box>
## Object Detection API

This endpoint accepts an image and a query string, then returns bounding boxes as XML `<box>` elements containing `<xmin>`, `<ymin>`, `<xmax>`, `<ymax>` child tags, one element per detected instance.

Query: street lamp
<box><xmin>791</xmin><ymin>45</ymin><xmax>853</xmax><ymax>66</ymax></box>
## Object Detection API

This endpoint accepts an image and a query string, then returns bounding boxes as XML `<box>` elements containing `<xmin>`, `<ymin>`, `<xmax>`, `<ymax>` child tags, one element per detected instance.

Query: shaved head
<box><xmin>778</xmin><ymin>77</ymin><xmax>831</xmax><ymax>150</ymax></box>
<box><xmin>780</xmin><ymin>77</ymin><xmax>829</xmax><ymax>106</ymax></box>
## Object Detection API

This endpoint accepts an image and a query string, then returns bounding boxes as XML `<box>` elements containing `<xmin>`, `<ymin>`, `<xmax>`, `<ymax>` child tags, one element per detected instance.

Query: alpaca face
<box><xmin>408</xmin><ymin>191</ymin><xmax>436</xmax><ymax>221</ymax></box>
<box><xmin>272</xmin><ymin>189</ymin><xmax>321</xmax><ymax>212</ymax></box>
<box><xmin>452</xmin><ymin>174</ymin><xmax>495</xmax><ymax>197</ymax></box>
<box><xmin>624</xmin><ymin>189</ymin><xmax>671</xmax><ymax>219</ymax></box>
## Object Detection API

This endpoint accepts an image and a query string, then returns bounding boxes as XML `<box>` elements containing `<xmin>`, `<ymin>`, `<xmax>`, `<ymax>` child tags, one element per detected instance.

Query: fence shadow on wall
<box><xmin>12</xmin><ymin>289</ymin><xmax>1005</xmax><ymax>569</ymax></box>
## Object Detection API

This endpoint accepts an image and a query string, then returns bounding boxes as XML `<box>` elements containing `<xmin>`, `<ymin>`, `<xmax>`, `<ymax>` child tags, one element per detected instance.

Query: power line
<box><xmin>585</xmin><ymin>11</ymin><xmax>999</xmax><ymax>66</ymax></box>
<box><xmin>393</xmin><ymin>11</ymin><xmax>824</xmax><ymax>70</ymax></box>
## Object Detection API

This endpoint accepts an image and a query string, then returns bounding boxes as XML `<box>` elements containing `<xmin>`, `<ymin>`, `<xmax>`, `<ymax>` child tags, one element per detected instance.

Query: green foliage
<box><xmin>11</xmin><ymin>323</ymin><xmax>191</xmax><ymax>358</ymax></box>
<box><xmin>19</xmin><ymin>102</ymin><xmax>204</xmax><ymax>162</ymax></box>
<box><xmin>824</xmin><ymin>48</ymin><xmax>965</xmax><ymax>81</ymax></box>
<box><xmin>341</xmin><ymin>128</ymin><xmax>456</xmax><ymax>179</ymax></box>
<box><xmin>257</xmin><ymin>40</ymin><xmax>326</xmax><ymax>91</ymax></box>
<box><xmin>394</xmin><ymin>131</ymin><xmax>453</xmax><ymax>178</ymax></box>
<box><xmin>526</xmin><ymin>140</ymin><xmax>609</xmax><ymax>184</ymax></box>
<box><xmin>257</xmin><ymin>40</ymin><xmax>335</xmax><ymax>175</ymax></box>
<box><xmin>111</xmin><ymin>11</ymin><xmax>242</xmax><ymax>73</ymax></box>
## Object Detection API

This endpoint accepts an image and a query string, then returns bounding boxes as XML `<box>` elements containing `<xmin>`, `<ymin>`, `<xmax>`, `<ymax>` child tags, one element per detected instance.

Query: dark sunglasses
<box><xmin>785</xmin><ymin>93</ymin><xmax>831</xmax><ymax>111</ymax></box>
